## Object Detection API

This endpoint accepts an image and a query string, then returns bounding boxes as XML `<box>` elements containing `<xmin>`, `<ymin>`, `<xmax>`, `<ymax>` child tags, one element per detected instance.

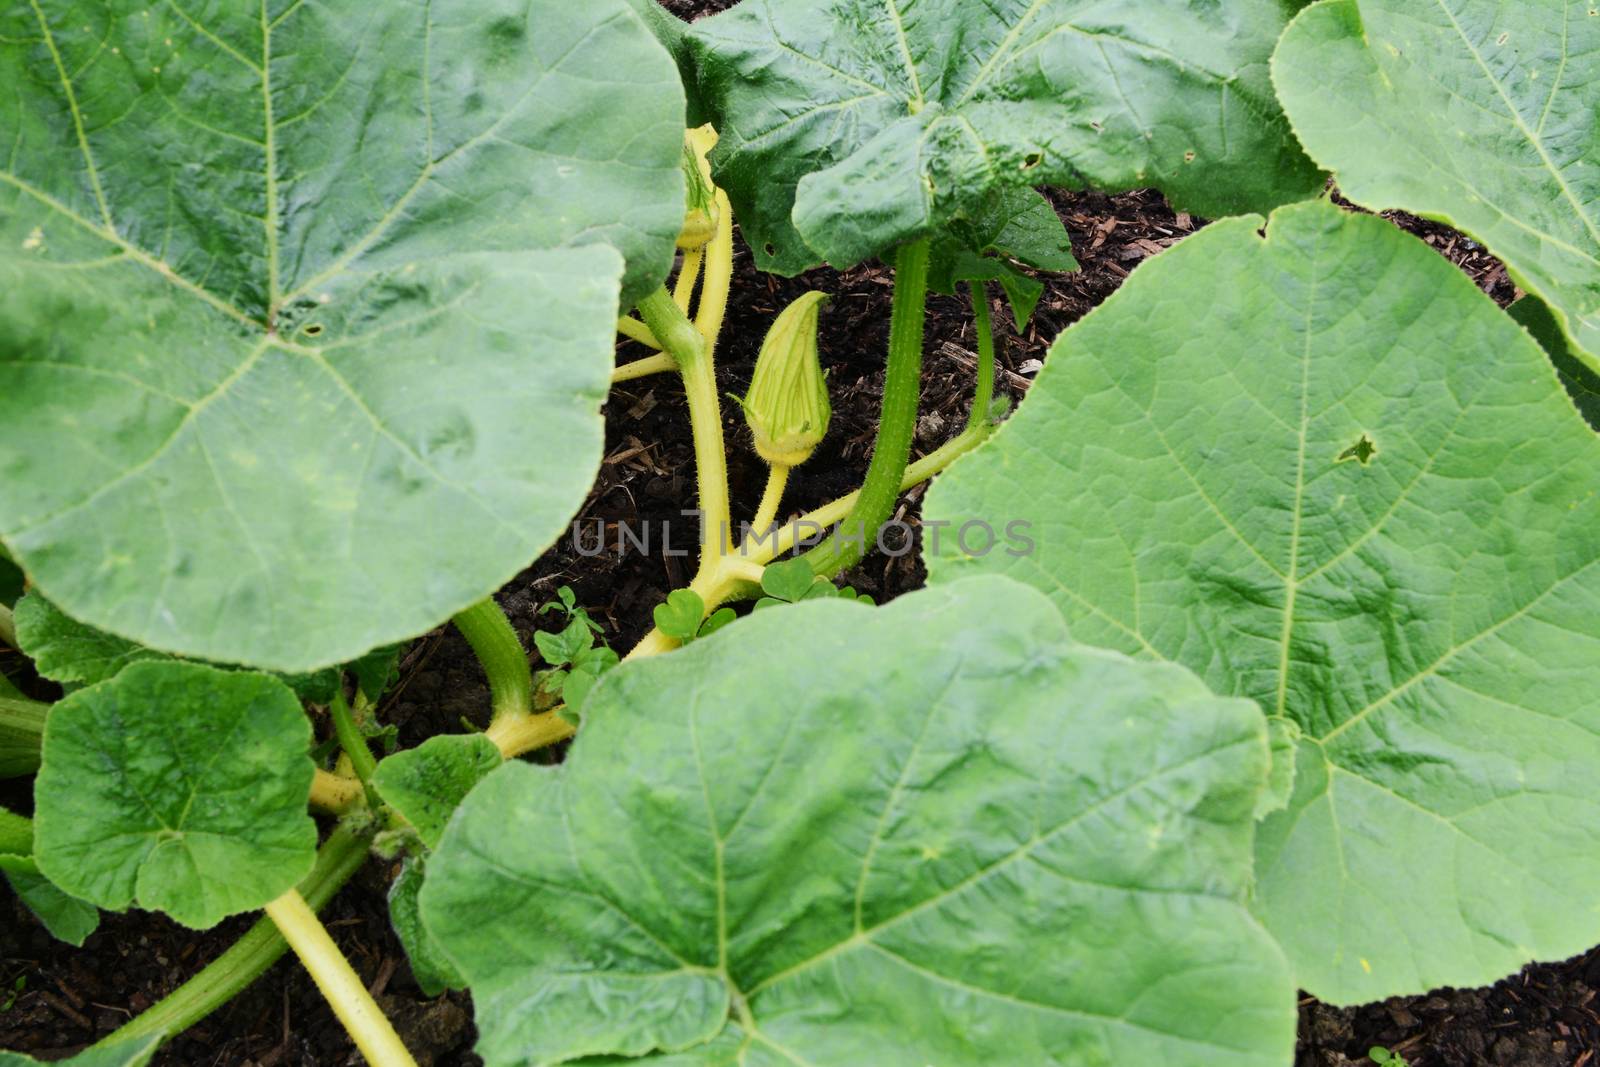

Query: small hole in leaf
<box><xmin>1184</xmin><ymin>150</ymin><xmax>1196</xmax><ymax>163</ymax></box>
<box><xmin>1021</xmin><ymin>152</ymin><xmax>1042</xmax><ymax>170</ymax></box>
<box><xmin>763</xmin><ymin>242</ymin><xmax>776</xmax><ymax>257</ymax></box>
<box><xmin>1337</xmin><ymin>434</ymin><xmax>1378</xmax><ymax>465</ymax></box>
<box><xmin>303</xmin><ymin>323</ymin><xmax>324</xmax><ymax>337</ymax></box>
<box><xmin>1496</xmin><ymin>31</ymin><xmax>1508</xmax><ymax>44</ymax></box>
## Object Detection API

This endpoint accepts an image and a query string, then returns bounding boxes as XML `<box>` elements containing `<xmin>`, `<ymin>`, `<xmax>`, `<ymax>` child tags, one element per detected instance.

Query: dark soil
<box><xmin>3</xmin><ymin>5</ymin><xmax>1593</xmax><ymax>1064</ymax></box>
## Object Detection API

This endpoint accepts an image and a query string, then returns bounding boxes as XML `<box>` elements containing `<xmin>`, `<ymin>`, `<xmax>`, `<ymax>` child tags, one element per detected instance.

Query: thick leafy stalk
<box><xmin>0</xmin><ymin>805</ymin><xmax>31</xmax><ymax>855</ymax></box>
<box><xmin>452</xmin><ymin>599</ymin><xmax>533</xmax><ymax>722</ymax></box>
<box><xmin>309</xmin><ymin>769</ymin><xmax>365</xmax><ymax>815</ymax></box>
<box><xmin>0</xmin><ymin>602</ymin><xmax>14</xmax><ymax>649</ymax></box>
<box><xmin>97</xmin><ymin>822</ymin><xmax>373</xmax><ymax>1048</ymax></box>
<box><xmin>674</xmin><ymin>247</ymin><xmax>704</xmax><ymax>312</ymax></box>
<box><xmin>637</xmin><ymin>288</ymin><xmax>732</xmax><ymax>565</ymax></box>
<box><xmin>803</xmin><ymin>239</ymin><xmax>930</xmax><ymax>577</ymax></box>
<box><xmin>328</xmin><ymin>691</ymin><xmax>377</xmax><ymax>785</ymax></box>
<box><xmin>0</xmin><ymin>694</ymin><xmax>47</xmax><ymax>779</ymax></box>
<box><xmin>264</xmin><ymin>889</ymin><xmax>418</xmax><ymax>1067</ymax></box>
<box><xmin>968</xmin><ymin>281</ymin><xmax>995</xmax><ymax>432</ymax></box>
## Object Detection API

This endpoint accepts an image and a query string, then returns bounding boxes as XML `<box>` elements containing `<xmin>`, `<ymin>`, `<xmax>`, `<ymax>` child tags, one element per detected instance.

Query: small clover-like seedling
<box><xmin>651</xmin><ymin>589</ymin><xmax>707</xmax><ymax>643</ymax></box>
<box><xmin>1369</xmin><ymin>1047</ymin><xmax>1409</xmax><ymax>1067</ymax></box>
<box><xmin>755</xmin><ymin>558</ymin><xmax>874</xmax><ymax>610</ymax></box>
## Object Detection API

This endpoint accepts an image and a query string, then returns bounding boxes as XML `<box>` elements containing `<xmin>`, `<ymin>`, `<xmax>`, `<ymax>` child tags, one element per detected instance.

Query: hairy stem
<box><xmin>0</xmin><ymin>805</ymin><xmax>31</xmax><ymax>855</ymax></box>
<box><xmin>695</xmin><ymin>191</ymin><xmax>735</xmax><ymax>355</ymax></box>
<box><xmin>485</xmin><ymin>710</ymin><xmax>573</xmax><ymax>760</ymax></box>
<box><xmin>98</xmin><ymin>822</ymin><xmax>373</xmax><ymax>1048</ymax></box>
<box><xmin>328</xmin><ymin>690</ymin><xmax>377</xmax><ymax>786</ymax></box>
<box><xmin>452</xmin><ymin>598</ymin><xmax>532</xmax><ymax>722</ymax></box>
<box><xmin>755</xmin><ymin>421</ymin><xmax>995</xmax><ymax>563</ymax></box>
<box><xmin>264</xmin><ymin>889</ymin><xmax>418</xmax><ymax>1067</ymax></box>
<box><xmin>615</xmin><ymin>316</ymin><xmax>661</xmax><ymax>350</ymax></box>
<box><xmin>612</xmin><ymin>352</ymin><xmax>678</xmax><ymax>384</ymax></box>
<box><xmin>748</xmin><ymin>465</ymin><xmax>791</xmax><ymax>542</ymax></box>
<box><xmin>968</xmin><ymin>281</ymin><xmax>995</xmax><ymax>432</ymax></box>
<box><xmin>674</xmin><ymin>247</ymin><xmax>704</xmax><ymax>313</ymax></box>
<box><xmin>0</xmin><ymin>694</ymin><xmax>48</xmax><ymax>779</ymax></box>
<box><xmin>637</xmin><ymin>287</ymin><xmax>732</xmax><ymax>567</ymax></box>
<box><xmin>802</xmin><ymin>239</ymin><xmax>930</xmax><ymax>577</ymax></box>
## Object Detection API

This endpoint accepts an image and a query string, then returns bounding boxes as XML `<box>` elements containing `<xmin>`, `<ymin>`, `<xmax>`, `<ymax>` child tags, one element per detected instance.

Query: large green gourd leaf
<box><xmin>33</xmin><ymin>661</ymin><xmax>317</xmax><ymax>928</ymax></box>
<box><xmin>687</xmin><ymin>0</ymin><xmax>1323</xmax><ymax>274</ymax></box>
<box><xmin>1273</xmin><ymin>0</ymin><xmax>1600</xmax><ymax>371</ymax></box>
<box><xmin>0</xmin><ymin>0</ymin><xmax>684</xmax><ymax>671</ymax></box>
<box><xmin>924</xmin><ymin>200</ymin><xmax>1600</xmax><ymax>1003</ymax></box>
<box><xmin>422</xmin><ymin>577</ymin><xmax>1294</xmax><ymax>1066</ymax></box>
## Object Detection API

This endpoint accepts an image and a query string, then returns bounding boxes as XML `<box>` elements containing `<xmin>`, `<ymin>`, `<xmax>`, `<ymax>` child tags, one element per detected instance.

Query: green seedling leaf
<box><xmin>0</xmin><ymin>0</ymin><xmax>686</xmax><ymax>673</ymax></box>
<box><xmin>534</xmin><ymin>617</ymin><xmax>596</xmax><ymax>669</ymax></box>
<box><xmin>1511</xmin><ymin>295</ymin><xmax>1600</xmax><ymax>433</ymax></box>
<box><xmin>34</xmin><ymin>662</ymin><xmax>317</xmax><ymax>928</ymax></box>
<box><xmin>697</xmin><ymin>607</ymin><xmax>737</xmax><ymax>638</ymax></box>
<box><xmin>652</xmin><ymin>588</ymin><xmax>706</xmax><ymax>642</ymax></box>
<box><xmin>689</xmin><ymin>0</ymin><xmax>1322</xmax><ymax>273</ymax></box>
<box><xmin>539</xmin><ymin>586</ymin><xmax>580</xmax><ymax>617</ymax></box>
<box><xmin>389</xmin><ymin>857</ymin><xmax>466</xmax><ymax>997</ymax></box>
<box><xmin>0</xmin><ymin>1035</ymin><xmax>162</xmax><ymax>1067</ymax></box>
<box><xmin>371</xmin><ymin>734</ymin><xmax>502</xmax><ymax>851</ymax></box>
<box><xmin>929</xmin><ymin>187</ymin><xmax>1078</xmax><ymax>330</ymax></box>
<box><xmin>422</xmin><ymin>577</ymin><xmax>1294</xmax><ymax>1067</ymax></box>
<box><xmin>926</xmin><ymin>199</ymin><xmax>1600</xmax><ymax>1004</ymax></box>
<box><xmin>1273</xmin><ymin>0</ymin><xmax>1600</xmax><ymax>371</ymax></box>
<box><xmin>758</xmin><ymin>557</ymin><xmax>816</xmax><ymax>603</ymax></box>
<box><xmin>0</xmin><ymin>855</ymin><xmax>100</xmax><ymax>946</ymax></box>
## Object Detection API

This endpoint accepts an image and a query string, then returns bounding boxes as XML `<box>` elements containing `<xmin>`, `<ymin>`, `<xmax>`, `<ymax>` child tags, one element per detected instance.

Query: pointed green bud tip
<box><xmin>743</xmin><ymin>291</ymin><xmax>831</xmax><ymax>467</ymax></box>
<box><xmin>677</xmin><ymin>126</ymin><xmax>720</xmax><ymax>250</ymax></box>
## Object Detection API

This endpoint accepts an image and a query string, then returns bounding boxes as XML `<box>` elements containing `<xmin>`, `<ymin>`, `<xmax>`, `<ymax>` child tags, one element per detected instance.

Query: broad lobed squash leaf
<box><xmin>925</xmin><ymin>199</ymin><xmax>1600</xmax><ymax>1003</ymax></box>
<box><xmin>1273</xmin><ymin>0</ymin><xmax>1600</xmax><ymax>371</ymax></box>
<box><xmin>0</xmin><ymin>0</ymin><xmax>686</xmax><ymax>672</ymax></box>
<box><xmin>34</xmin><ymin>661</ymin><xmax>318</xmax><ymax>929</ymax></box>
<box><xmin>688</xmin><ymin>0</ymin><xmax>1323</xmax><ymax>273</ymax></box>
<box><xmin>422</xmin><ymin>577</ymin><xmax>1295</xmax><ymax>1067</ymax></box>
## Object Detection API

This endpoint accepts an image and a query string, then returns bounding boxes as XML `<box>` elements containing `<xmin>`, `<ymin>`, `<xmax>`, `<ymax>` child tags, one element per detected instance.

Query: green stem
<box><xmin>0</xmin><ymin>694</ymin><xmax>47</xmax><ymax>779</ymax></box>
<box><xmin>0</xmin><ymin>602</ymin><xmax>15</xmax><ymax>650</ymax></box>
<box><xmin>0</xmin><ymin>806</ymin><xmax>32</xmax><ymax>855</ymax></box>
<box><xmin>968</xmin><ymin>281</ymin><xmax>995</xmax><ymax>432</ymax></box>
<box><xmin>638</xmin><ymin>287</ymin><xmax>733</xmax><ymax>568</ymax></box>
<box><xmin>328</xmin><ymin>690</ymin><xmax>377</xmax><ymax>785</ymax></box>
<box><xmin>96</xmin><ymin>821</ymin><xmax>373</xmax><ymax>1048</ymax></box>
<box><xmin>803</xmin><ymin>239</ymin><xmax>930</xmax><ymax>577</ymax></box>
<box><xmin>452</xmin><ymin>598</ymin><xmax>533</xmax><ymax>722</ymax></box>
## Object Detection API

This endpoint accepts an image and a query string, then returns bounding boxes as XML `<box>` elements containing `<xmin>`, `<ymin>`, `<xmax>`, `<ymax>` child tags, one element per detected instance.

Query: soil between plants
<box><xmin>2</xmin><ymin>11</ymin><xmax>1594</xmax><ymax>1062</ymax></box>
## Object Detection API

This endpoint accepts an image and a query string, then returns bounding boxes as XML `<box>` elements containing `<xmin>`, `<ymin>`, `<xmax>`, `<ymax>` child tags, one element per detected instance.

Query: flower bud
<box><xmin>743</xmin><ymin>291</ymin><xmax>831</xmax><ymax>467</ymax></box>
<box><xmin>677</xmin><ymin>126</ymin><xmax>720</xmax><ymax>250</ymax></box>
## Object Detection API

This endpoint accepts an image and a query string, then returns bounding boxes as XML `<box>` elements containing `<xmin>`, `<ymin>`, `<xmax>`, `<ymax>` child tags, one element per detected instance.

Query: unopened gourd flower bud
<box><xmin>742</xmin><ymin>291</ymin><xmax>831</xmax><ymax>467</ymax></box>
<box><xmin>677</xmin><ymin>126</ymin><xmax>720</xmax><ymax>250</ymax></box>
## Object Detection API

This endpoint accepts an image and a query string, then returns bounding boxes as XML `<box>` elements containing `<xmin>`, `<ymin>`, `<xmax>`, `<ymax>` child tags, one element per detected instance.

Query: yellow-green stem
<box><xmin>98</xmin><ymin>822</ymin><xmax>374</xmax><ymax>1049</ymax></box>
<box><xmin>264</xmin><ymin>889</ymin><xmax>418</xmax><ymax>1067</ymax></box>
<box><xmin>612</xmin><ymin>352</ymin><xmax>678</xmax><ymax>384</ymax></box>
<box><xmin>616</xmin><ymin>316</ymin><xmax>661</xmax><ymax>350</ymax></box>
<box><xmin>0</xmin><ymin>602</ymin><xmax>14</xmax><ymax>649</ymax></box>
<box><xmin>0</xmin><ymin>694</ymin><xmax>47</xmax><ymax>779</ymax></box>
<box><xmin>674</xmin><ymin>247</ymin><xmax>704</xmax><ymax>313</ymax></box>
<box><xmin>309</xmin><ymin>769</ymin><xmax>364</xmax><ymax>815</ymax></box>
<box><xmin>748</xmin><ymin>465</ymin><xmax>790</xmax><ymax>541</ymax></box>
<box><xmin>328</xmin><ymin>690</ymin><xmax>377</xmax><ymax>786</ymax></box>
<box><xmin>968</xmin><ymin>281</ymin><xmax>996</xmax><ymax>432</ymax></box>
<box><xmin>637</xmin><ymin>288</ymin><xmax>732</xmax><ymax>566</ymax></box>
